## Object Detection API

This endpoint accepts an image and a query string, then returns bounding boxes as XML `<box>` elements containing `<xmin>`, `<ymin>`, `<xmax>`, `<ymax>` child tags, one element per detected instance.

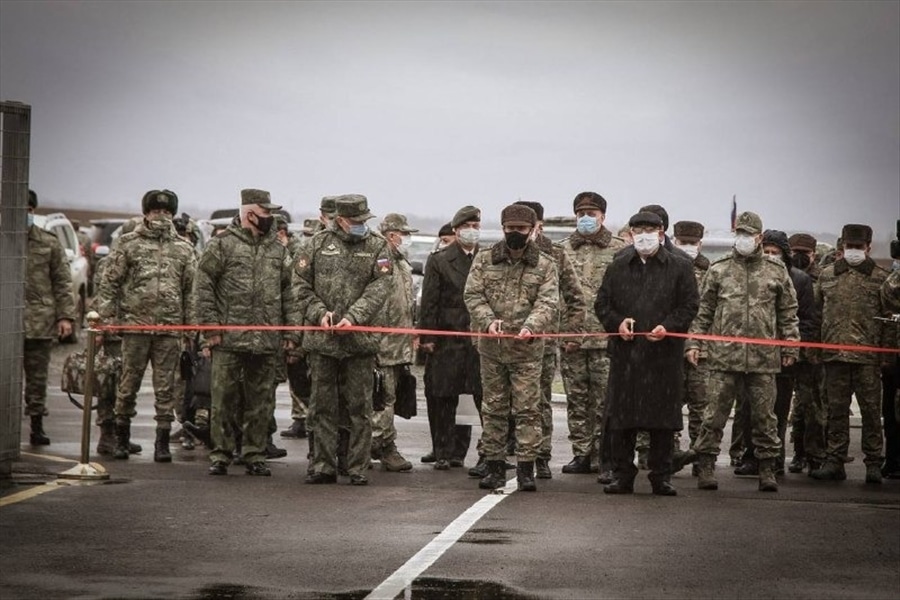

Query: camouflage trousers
<box><xmin>23</xmin><ymin>338</ymin><xmax>53</xmax><ymax>417</ymax></box>
<box><xmin>308</xmin><ymin>353</ymin><xmax>374</xmax><ymax>477</ymax></box>
<box><xmin>208</xmin><ymin>349</ymin><xmax>277</xmax><ymax>466</ymax></box>
<box><xmin>538</xmin><ymin>350</ymin><xmax>558</xmax><ymax>460</ymax></box>
<box><xmin>788</xmin><ymin>361</ymin><xmax>827</xmax><ymax>462</ymax></box>
<box><xmin>371</xmin><ymin>364</ymin><xmax>404</xmax><ymax>451</ymax></box>
<box><xmin>694</xmin><ymin>371</ymin><xmax>781</xmax><ymax>460</ymax></box>
<box><xmin>560</xmin><ymin>348</ymin><xmax>610</xmax><ymax>459</ymax></box>
<box><xmin>682</xmin><ymin>358</ymin><xmax>709</xmax><ymax>447</ymax></box>
<box><xmin>823</xmin><ymin>362</ymin><xmax>883</xmax><ymax>466</ymax></box>
<box><xmin>95</xmin><ymin>339</ymin><xmax>122</xmax><ymax>425</ymax></box>
<box><xmin>480</xmin><ymin>356</ymin><xmax>542</xmax><ymax>461</ymax></box>
<box><xmin>115</xmin><ymin>334</ymin><xmax>179</xmax><ymax>429</ymax></box>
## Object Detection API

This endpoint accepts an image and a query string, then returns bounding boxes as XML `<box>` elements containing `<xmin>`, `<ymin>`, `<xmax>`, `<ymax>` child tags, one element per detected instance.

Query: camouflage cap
<box><xmin>451</xmin><ymin>205</ymin><xmax>481</xmax><ymax>228</ymax></box>
<box><xmin>735</xmin><ymin>211</ymin><xmax>763</xmax><ymax>235</ymax></box>
<box><xmin>514</xmin><ymin>201</ymin><xmax>544</xmax><ymax>221</ymax></box>
<box><xmin>640</xmin><ymin>204</ymin><xmax>670</xmax><ymax>231</ymax></box>
<box><xmin>240</xmin><ymin>188</ymin><xmax>282</xmax><ymax>211</ymax></box>
<box><xmin>380</xmin><ymin>213</ymin><xmax>419</xmax><ymax>234</ymax></box>
<box><xmin>320</xmin><ymin>196</ymin><xmax>338</xmax><ymax>217</ymax></box>
<box><xmin>673</xmin><ymin>220</ymin><xmax>704</xmax><ymax>243</ymax></box>
<box><xmin>788</xmin><ymin>232</ymin><xmax>817</xmax><ymax>252</ymax></box>
<box><xmin>335</xmin><ymin>194</ymin><xmax>375</xmax><ymax>221</ymax></box>
<box><xmin>628</xmin><ymin>211</ymin><xmax>663</xmax><ymax>228</ymax></box>
<box><xmin>841</xmin><ymin>223</ymin><xmax>872</xmax><ymax>245</ymax></box>
<box><xmin>501</xmin><ymin>204</ymin><xmax>537</xmax><ymax>227</ymax></box>
<box><xmin>573</xmin><ymin>191</ymin><xmax>607</xmax><ymax>214</ymax></box>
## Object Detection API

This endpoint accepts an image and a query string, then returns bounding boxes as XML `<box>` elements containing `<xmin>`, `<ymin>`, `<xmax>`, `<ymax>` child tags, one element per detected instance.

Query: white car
<box><xmin>32</xmin><ymin>212</ymin><xmax>89</xmax><ymax>340</ymax></box>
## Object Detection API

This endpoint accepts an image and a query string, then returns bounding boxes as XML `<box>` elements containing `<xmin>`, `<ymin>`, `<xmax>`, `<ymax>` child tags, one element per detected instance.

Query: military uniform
<box><xmin>293</xmin><ymin>195</ymin><xmax>393</xmax><ymax>485</ymax></box>
<box><xmin>193</xmin><ymin>189</ymin><xmax>299</xmax><ymax>475</ymax></box>
<box><xmin>96</xmin><ymin>190</ymin><xmax>196</xmax><ymax>461</ymax></box>
<box><xmin>559</xmin><ymin>193</ymin><xmax>626</xmax><ymax>472</ymax></box>
<box><xmin>811</xmin><ymin>224</ymin><xmax>890</xmax><ymax>483</ymax></box>
<box><xmin>24</xmin><ymin>200</ymin><xmax>76</xmax><ymax>443</ymax></box>
<box><xmin>881</xmin><ymin>268</ymin><xmax>900</xmax><ymax>478</ymax></box>
<box><xmin>464</xmin><ymin>204</ymin><xmax>559</xmax><ymax>490</ymax></box>
<box><xmin>688</xmin><ymin>212</ymin><xmax>800</xmax><ymax>491</ymax></box>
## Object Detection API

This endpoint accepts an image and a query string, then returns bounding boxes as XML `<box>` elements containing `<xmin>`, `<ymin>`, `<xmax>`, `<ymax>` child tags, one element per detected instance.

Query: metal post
<box><xmin>58</xmin><ymin>323</ymin><xmax>109</xmax><ymax>481</ymax></box>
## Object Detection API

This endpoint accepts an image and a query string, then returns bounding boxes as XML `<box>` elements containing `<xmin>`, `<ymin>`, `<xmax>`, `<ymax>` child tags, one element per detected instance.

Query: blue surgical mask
<box><xmin>26</xmin><ymin>213</ymin><xmax>34</xmax><ymax>228</ymax></box>
<box><xmin>349</xmin><ymin>223</ymin><xmax>368</xmax><ymax>237</ymax></box>
<box><xmin>576</xmin><ymin>215</ymin><xmax>599</xmax><ymax>235</ymax></box>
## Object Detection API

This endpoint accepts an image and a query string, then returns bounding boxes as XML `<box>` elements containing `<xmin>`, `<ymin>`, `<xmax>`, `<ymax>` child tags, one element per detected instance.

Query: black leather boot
<box><xmin>96</xmin><ymin>420</ymin><xmax>116</xmax><ymax>455</ymax></box>
<box><xmin>29</xmin><ymin>415</ymin><xmax>50</xmax><ymax>445</ymax></box>
<box><xmin>561</xmin><ymin>455</ymin><xmax>591</xmax><ymax>474</ymax></box>
<box><xmin>114</xmin><ymin>421</ymin><xmax>131</xmax><ymax>460</ymax></box>
<box><xmin>517</xmin><ymin>461</ymin><xmax>536</xmax><ymax>491</ymax></box>
<box><xmin>468</xmin><ymin>455</ymin><xmax>488</xmax><ymax>478</ymax></box>
<box><xmin>478</xmin><ymin>460</ymin><xmax>506</xmax><ymax>490</ymax></box>
<box><xmin>535</xmin><ymin>457</ymin><xmax>552</xmax><ymax>479</ymax></box>
<box><xmin>154</xmin><ymin>428</ymin><xmax>172</xmax><ymax>463</ymax></box>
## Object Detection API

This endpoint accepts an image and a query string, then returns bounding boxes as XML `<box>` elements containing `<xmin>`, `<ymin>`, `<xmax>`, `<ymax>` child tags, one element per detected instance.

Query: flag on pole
<box><xmin>730</xmin><ymin>195</ymin><xmax>737</xmax><ymax>232</ymax></box>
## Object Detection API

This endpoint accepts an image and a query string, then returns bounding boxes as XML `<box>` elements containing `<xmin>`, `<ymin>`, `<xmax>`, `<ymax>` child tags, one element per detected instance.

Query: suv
<box><xmin>33</xmin><ymin>213</ymin><xmax>89</xmax><ymax>341</ymax></box>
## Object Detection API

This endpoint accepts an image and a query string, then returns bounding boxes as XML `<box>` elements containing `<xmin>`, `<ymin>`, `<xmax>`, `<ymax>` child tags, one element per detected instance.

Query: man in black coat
<box><xmin>419</xmin><ymin>205</ymin><xmax>485</xmax><ymax>470</ymax></box>
<box><xmin>595</xmin><ymin>211</ymin><xmax>700</xmax><ymax>496</ymax></box>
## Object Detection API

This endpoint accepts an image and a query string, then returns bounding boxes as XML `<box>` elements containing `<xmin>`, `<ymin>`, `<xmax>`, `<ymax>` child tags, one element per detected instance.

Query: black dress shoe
<box><xmin>651</xmin><ymin>481</ymin><xmax>678</xmax><ymax>496</ymax></box>
<box><xmin>434</xmin><ymin>459</ymin><xmax>450</xmax><ymax>471</ymax></box>
<box><xmin>349</xmin><ymin>474</ymin><xmax>369</xmax><ymax>486</ymax></box>
<box><xmin>420</xmin><ymin>452</ymin><xmax>436</xmax><ymax>464</ymax></box>
<box><xmin>265</xmin><ymin>442</ymin><xmax>288</xmax><ymax>459</ymax></box>
<box><xmin>305</xmin><ymin>472</ymin><xmax>337</xmax><ymax>484</ymax></box>
<box><xmin>603</xmin><ymin>480</ymin><xmax>634</xmax><ymax>494</ymax></box>
<box><xmin>245</xmin><ymin>462</ymin><xmax>271</xmax><ymax>476</ymax></box>
<box><xmin>449</xmin><ymin>458</ymin><xmax>465</xmax><ymax>468</ymax></box>
<box><xmin>562</xmin><ymin>456</ymin><xmax>592</xmax><ymax>474</ymax></box>
<box><xmin>208</xmin><ymin>462</ymin><xmax>228</xmax><ymax>476</ymax></box>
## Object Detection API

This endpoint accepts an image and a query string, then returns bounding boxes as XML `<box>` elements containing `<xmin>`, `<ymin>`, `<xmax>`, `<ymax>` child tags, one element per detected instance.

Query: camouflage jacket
<box><xmin>817</xmin><ymin>257</ymin><xmax>890</xmax><ymax>365</ymax></box>
<box><xmin>293</xmin><ymin>227</ymin><xmax>393</xmax><ymax>359</ymax></box>
<box><xmin>535</xmin><ymin>234</ymin><xmax>586</xmax><ymax>352</ymax></box>
<box><xmin>464</xmin><ymin>240</ymin><xmax>559</xmax><ymax>363</ymax></box>
<box><xmin>560</xmin><ymin>226</ymin><xmax>627</xmax><ymax>349</ymax></box>
<box><xmin>687</xmin><ymin>247</ymin><xmax>800</xmax><ymax>372</ymax></box>
<box><xmin>96</xmin><ymin>220</ymin><xmax>196</xmax><ymax>337</ymax></box>
<box><xmin>193</xmin><ymin>222</ymin><xmax>298</xmax><ymax>353</ymax></box>
<box><xmin>375</xmin><ymin>245</ymin><xmax>415</xmax><ymax>366</ymax></box>
<box><xmin>25</xmin><ymin>225</ymin><xmax>76</xmax><ymax>339</ymax></box>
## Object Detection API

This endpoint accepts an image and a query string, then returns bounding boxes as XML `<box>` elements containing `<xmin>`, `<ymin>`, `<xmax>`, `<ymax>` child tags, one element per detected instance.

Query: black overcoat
<box><xmin>595</xmin><ymin>246</ymin><xmax>699</xmax><ymax>430</ymax></box>
<box><xmin>419</xmin><ymin>243</ymin><xmax>483</xmax><ymax>397</ymax></box>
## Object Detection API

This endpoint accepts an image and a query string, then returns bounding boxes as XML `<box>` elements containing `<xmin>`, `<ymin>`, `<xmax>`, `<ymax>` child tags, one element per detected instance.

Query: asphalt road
<box><xmin>1</xmin><ymin>342</ymin><xmax>898</xmax><ymax>599</ymax></box>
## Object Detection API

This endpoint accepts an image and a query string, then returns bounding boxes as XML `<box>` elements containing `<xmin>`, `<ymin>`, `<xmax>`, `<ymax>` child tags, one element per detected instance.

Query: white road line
<box><xmin>366</xmin><ymin>477</ymin><xmax>519</xmax><ymax>600</ymax></box>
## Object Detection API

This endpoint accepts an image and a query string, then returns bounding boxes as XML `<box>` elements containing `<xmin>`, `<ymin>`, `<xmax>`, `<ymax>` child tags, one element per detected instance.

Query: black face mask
<box><xmin>792</xmin><ymin>253</ymin><xmax>811</xmax><ymax>271</ymax></box>
<box><xmin>252</xmin><ymin>213</ymin><xmax>274</xmax><ymax>235</ymax></box>
<box><xmin>505</xmin><ymin>231</ymin><xmax>529</xmax><ymax>250</ymax></box>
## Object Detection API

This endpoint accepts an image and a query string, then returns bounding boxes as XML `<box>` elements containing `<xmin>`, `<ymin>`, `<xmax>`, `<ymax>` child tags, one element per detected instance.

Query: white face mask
<box><xmin>633</xmin><ymin>232</ymin><xmax>660</xmax><ymax>256</ymax></box>
<box><xmin>734</xmin><ymin>234</ymin><xmax>758</xmax><ymax>256</ymax></box>
<box><xmin>843</xmin><ymin>248</ymin><xmax>866</xmax><ymax>266</ymax></box>
<box><xmin>677</xmin><ymin>243</ymin><xmax>699</xmax><ymax>260</ymax></box>
<box><xmin>457</xmin><ymin>227</ymin><xmax>480</xmax><ymax>247</ymax></box>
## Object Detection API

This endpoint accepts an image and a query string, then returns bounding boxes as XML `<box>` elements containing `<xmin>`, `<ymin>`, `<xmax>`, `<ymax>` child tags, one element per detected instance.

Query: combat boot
<box><xmin>697</xmin><ymin>454</ymin><xmax>718</xmax><ymax>490</ymax></box>
<box><xmin>865</xmin><ymin>464</ymin><xmax>883</xmax><ymax>484</ymax></box>
<box><xmin>468</xmin><ymin>455</ymin><xmax>488</xmax><ymax>478</ymax></box>
<box><xmin>810</xmin><ymin>460</ymin><xmax>846</xmax><ymax>481</ymax></box>
<box><xmin>154</xmin><ymin>428</ymin><xmax>172</xmax><ymax>463</ymax></box>
<box><xmin>381</xmin><ymin>441</ymin><xmax>413</xmax><ymax>472</ymax></box>
<box><xmin>96</xmin><ymin>420</ymin><xmax>117</xmax><ymax>455</ymax></box>
<box><xmin>113</xmin><ymin>421</ymin><xmax>131</xmax><ymax>460</ymax></box>
<box><xmin>29</xmin><ymin>415</ymin><xmax>50</xmax><ymax>445</ymax></box>
<box><xmin>670</xmin><ymin>449</ymin><xmax>696</xmax><ymax>474</ymax></box>
<box><xmin>535</xmin><ymin>457</ymin><xmax>552</xmax><ymax>479</ymax></box>
<box><xmin>517</xmin><ymin>461</ymin><xmax>536</xmax><ymax>491</ymax></box>
<box><xmin>478</xmin><ymin>460</ymin><xmax>507</xmax><ymax>490</ymax></box>
<box><xmin>561</xmin><ymin>455</ymin><xmax>591</xmax><ymax>474</ymax></box>
<box><xmin>734</xmin><ymin>457</ymin><xmax>759</xmax><ymax>476</ymax></box>
<box><xmin>788</xmin><ymin>455</ymin><xmax>807</xmax><ymax>474</ymax></box>
<box><xmin>758</xmin><ymin>458</ymin><xmax>778</xmax><ymax>492</ymax></box>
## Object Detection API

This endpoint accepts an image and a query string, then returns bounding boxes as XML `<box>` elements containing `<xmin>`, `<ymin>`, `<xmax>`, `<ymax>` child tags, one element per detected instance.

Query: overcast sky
<box><xmin>1</xmin><ymin>0</ymin><xmax>898</xmax><ymax>238</ymax></box>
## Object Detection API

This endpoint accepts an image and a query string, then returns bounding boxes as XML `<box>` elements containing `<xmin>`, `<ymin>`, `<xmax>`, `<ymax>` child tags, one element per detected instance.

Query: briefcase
<box><xmin>394</xmin><ymin>365</ymin><xmax>417</xmax><ymax>419</ymax></box>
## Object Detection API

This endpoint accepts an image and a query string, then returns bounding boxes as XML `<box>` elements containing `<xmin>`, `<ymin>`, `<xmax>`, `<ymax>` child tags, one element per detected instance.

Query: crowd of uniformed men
<box><xmin>23</xmin><ymin>187</ymin><xmax>900</xmax><ymax>493</ymax></box>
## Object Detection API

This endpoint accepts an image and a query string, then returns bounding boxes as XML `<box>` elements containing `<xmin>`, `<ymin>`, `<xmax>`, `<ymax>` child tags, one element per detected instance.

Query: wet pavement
<box><xmin>1</xmin><ymin>342</ymin><xmax>898</xmax><ymax>599</ymax></box>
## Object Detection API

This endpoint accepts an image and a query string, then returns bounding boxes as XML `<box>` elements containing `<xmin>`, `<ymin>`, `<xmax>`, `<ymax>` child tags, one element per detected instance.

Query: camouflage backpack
<box><xmin>61</xmin><ymin>346</ymin><xmax>121</xmax><ymax>401</ymax></box>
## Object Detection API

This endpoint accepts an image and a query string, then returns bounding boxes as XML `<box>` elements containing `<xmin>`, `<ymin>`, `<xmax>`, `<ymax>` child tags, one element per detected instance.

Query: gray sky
<box><xmin>1</xmin><ymin>0</ymin><xmax>898</xmax><ymax>239</ymax></box>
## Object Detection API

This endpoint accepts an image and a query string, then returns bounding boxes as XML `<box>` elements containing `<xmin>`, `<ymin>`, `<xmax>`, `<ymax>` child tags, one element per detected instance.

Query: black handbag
<box><xmin>372</xmin><ymin>368</ymin><xmax>386</xmax><ymax>412</ymax></box>
<box><xmin>394</xmin><ymin>365</ymin><xmax>417</xmax><ymax>419</ymax></box>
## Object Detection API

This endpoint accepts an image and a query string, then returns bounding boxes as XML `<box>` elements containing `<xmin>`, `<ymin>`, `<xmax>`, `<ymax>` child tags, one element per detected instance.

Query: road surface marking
<box><xmin>366</xmin><ymin>476</ymin><xmax>519</xmax><ymax>600</ymax></box>
<box><xmin>0</xmin><ymin>483</ymin><xmax>64</xmax><ymax>508</ymax></box>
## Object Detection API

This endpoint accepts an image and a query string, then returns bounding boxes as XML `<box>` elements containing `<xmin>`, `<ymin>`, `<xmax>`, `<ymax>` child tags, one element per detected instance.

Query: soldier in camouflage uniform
<box><xmin>687</xmin><ymin>212</ymin><xmax>800</xmax><ymax>492</ymax></box>
<box><xmin>293</xmin><ymin>195</ymin><xmax>393</xmax><ymax>486</ymax></box>
<box><xmin>96</xmin><ymin>190</ymin><xmax>196</xmax><ymax>463</ymax></box>
<box><xmin>785</xmin><ymin>232</ymin><xmax>827</xmax><ymax>473</ymax></box>
<box><xmin>370</xmin><ymin>213</ymin><xmax>418</xmax><ymax>472</ymax></box>
<box><xmin>23</xmin><ymin>190</ymin><xmax>76</xmax><ymax>445</ymax></box>
<box><xmin>559</xmin><ymin>192</ymin><xmax>627</xmax><ymax>477</ymax></box>
<box><xmin>514</xmin><ymin>201</ymin><xmax>586</xmax><ymax>479</ymax></box>
<box><xmin>811</xmin><ymin>224</ymin><xmax>890</xmax><ymax>484</ymax></box>
<box><xmin>193</xmin><ymin>189</ymin><xmax>300</xmax><ymax>476</ymax></box>
<box><xmin>464</xmin><ymin>204</ymin><xmax>559</xmax><ymax>491</ymax></box>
